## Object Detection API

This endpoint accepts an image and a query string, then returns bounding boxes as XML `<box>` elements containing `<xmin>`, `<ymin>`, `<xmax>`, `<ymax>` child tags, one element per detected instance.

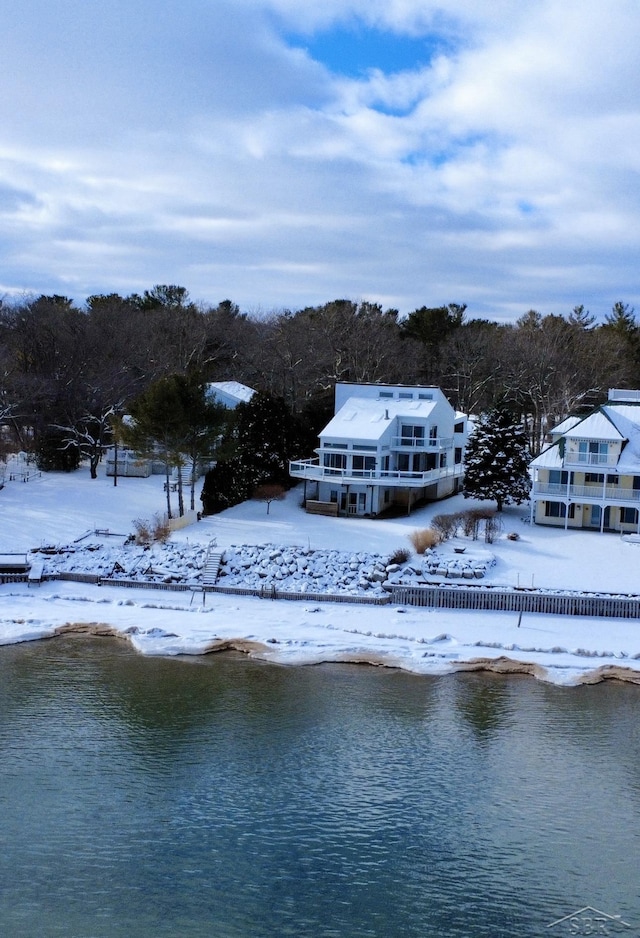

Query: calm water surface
<box><xmin>0</xmin><ymin>636</ymin><xmax>639</xmax><ymax>937</ymax></box>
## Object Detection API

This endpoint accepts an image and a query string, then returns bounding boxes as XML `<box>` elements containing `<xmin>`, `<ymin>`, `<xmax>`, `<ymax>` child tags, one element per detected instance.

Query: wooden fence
<box><xmin>0</xmin><ymin>573</ymin><xmax>28</xmax><ymax>585</ymax></box>
<box><xmin>50</xmin><ymin>573</ymin><xmax>389</xmax><ymax>604</ymax></box>
<box><xmin>390</xmin><ymin>584</ymin><xmax>640</xmax><ymax>619</ymax></box>
<box><xmin>13</xmin><ymin>571</ymin><xmax>640</xmax><ymax>617</ymax></box>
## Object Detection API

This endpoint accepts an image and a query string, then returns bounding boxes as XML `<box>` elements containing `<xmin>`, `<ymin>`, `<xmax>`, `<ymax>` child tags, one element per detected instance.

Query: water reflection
<box><xmin>0</xmin><ymin>636</ymin><xmax>638</xmax><ymax>938</ymax></box>
<box><xmin>452</xmin><ymin>673</ymin><xmax>515</xmax><ymax>740</ymax></box>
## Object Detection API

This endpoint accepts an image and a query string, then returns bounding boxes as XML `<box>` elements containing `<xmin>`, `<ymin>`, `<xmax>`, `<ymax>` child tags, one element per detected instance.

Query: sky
<box><xmin>1</xmin><ymin>0</ymin><xmax>640</xmax><ymax>322</ymax></box>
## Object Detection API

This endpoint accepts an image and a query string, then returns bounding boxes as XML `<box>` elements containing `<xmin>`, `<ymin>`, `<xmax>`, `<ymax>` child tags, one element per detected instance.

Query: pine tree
<box><xmin>201</xmin><ymin>393</ymin><xmax>304</xmax><ymax>514</ymax></box>
<box><xmin>463</xmin><ymin>410</ymin><xmax>531</xmax><ymax>511</ymax></box>
<box><xmin>124</xmin><ymin>374</ymin><xmax>226</xmax><ymax>518</ymax></box>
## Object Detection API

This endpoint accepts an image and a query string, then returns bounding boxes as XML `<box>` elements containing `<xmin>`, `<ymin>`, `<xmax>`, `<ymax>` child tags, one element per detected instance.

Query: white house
<box><xmin>529</xmin><ymin>389</ymin><xmax>640</xmax><ymax>532</ymax></box>
<box><xmin>289</xmin><ymin>383</ymin><xmax>467</xmax><ymax>517</ymax></box>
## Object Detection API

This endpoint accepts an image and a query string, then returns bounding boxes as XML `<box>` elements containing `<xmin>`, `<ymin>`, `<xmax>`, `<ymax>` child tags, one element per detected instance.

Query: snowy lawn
<box><xmin>1</xmin><ymin>464</ymin><xmax>640</xmax><ymax>685</ymax></box>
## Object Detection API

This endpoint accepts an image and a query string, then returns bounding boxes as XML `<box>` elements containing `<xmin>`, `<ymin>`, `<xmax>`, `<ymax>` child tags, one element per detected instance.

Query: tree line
<box><xmin>1</xmin><ymin>286</ymin><xmax>639</xmax><ymax>471</ymax></box>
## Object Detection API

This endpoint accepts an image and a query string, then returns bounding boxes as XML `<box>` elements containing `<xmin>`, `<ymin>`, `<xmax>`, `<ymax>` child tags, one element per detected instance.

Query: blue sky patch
<box><xmin>287</xmin><ymin>25</ymin><xmax>454</xmax><ymax>78</ymax></box>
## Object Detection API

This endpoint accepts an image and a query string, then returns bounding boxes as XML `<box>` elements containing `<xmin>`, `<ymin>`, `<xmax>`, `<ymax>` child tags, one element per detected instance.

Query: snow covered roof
<box><xmin>603</xmin><ymin>403</ymin><xmax>640</xmax><ymax>471</ymax></box>
<box><xmin>564</xmin><ymin>411</ymin><xmax>624</xmax><ymax>442</ymax></box>
<box><xmin>533</xmin><ymin>402</ymin><xmax>640</xmax><ymax>473</ymax></box>
<box><xmin>550</xmin><ymin>415</ymin><xmax>582</xmax><ymax>436</ymax></box>
<box><xmin>206</xmin><ymin>381</ymin><xmax>255</xmax><ymax>408</ymax></box>
<box><xmin>321</xmin><ymin>395</ymin><xmax>437</xmax><ymax>442</ymax></box>
<box><xmin>529</xmin><ymin>442</ymin><xmax>564</xmax><ymax>470</ymax></box>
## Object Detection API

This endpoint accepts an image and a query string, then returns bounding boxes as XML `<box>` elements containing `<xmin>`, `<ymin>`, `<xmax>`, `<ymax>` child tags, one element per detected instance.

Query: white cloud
<box><xmin>0</xmin><ymin>0</ymin><xmax>639</xmax><ymax>319</ymax></box>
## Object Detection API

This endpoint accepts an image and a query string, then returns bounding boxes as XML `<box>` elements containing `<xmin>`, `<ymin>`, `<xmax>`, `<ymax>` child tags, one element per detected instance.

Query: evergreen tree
<box><xmin>463</xmin><ymin>410</ymin><xmax>531</xmax><ymax>511</ymax></box>
<box><xmin>201</xmin><ymin>393</ymin><xmax>304</xmax><ymax>514</ymax></box>
<box><xmin>124</xmin><ymin>374</ymin><xmax>224</xmax><ymax>518</ymax></box>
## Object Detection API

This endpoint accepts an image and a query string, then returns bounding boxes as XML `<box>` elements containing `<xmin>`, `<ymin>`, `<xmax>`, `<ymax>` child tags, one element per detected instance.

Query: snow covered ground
<box><xmin>2</xmin><ymin>463</ymin><xmax>640</xmax><ymax>685</ymax></box>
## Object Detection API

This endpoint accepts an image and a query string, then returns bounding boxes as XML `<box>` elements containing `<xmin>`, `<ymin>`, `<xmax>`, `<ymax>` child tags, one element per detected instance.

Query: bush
<box><xmin>388</xmin><ymin>547</ymin><xmax>410</xmax><ymax>565</ymax></box>
<box><xmin>133</xmin><ymin>513</ymin><xmax>171</xmax><ymax>545</ymax></box>
<box><xmin>132</xmin><ymin>517</ymin><xmax>152</xmax><ymax>545</ymax></box>
<box><xmin>461</xmin><ymin>508</ymin><xmax>482</xmax><ymax>539</ymax></box>
<box><xmin>484</xmin><ymin>513</ymin><xmax>503</xmax><ymax>544</ymax></box>
<box><xmin>409</xmin><ymin>528</ymin><xmax>441</xmax><ymax>554</ymax></box>
<box><xmin>431</xmin><ymin>512</ymin><xmax>463</xmax><ymax>541</ymax></box>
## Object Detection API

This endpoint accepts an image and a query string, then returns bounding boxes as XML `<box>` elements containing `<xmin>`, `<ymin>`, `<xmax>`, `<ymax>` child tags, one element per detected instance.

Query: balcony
<box><xmin>532</xmin><ymin>482</ymin><xmax>640</xmax><ymax>503</ymax></box>
<box><xmin>392</xmin><ymin>435</ymin><xmax>453</xmax><ymax>450</ymax></box>
<box><xmin>289</xmin><ymin>458</ymin><xmax>462</xmax><ymax>488</ymax></box>
<box><xmin>563</xmin><ymin>451</ymin><xmax>618</xmax><ymax>467</ymax></box>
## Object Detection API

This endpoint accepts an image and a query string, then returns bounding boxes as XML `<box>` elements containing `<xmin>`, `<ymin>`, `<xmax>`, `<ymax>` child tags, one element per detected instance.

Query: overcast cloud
<box><xmin>1</xmin><ymin>0</ymin><xmax>639</xmax><ymax>321</ymax></box>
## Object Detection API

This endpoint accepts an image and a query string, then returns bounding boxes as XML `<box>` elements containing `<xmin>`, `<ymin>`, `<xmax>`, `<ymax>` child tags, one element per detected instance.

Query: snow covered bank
<box><xmin>2</xmin><ymin>465</ymin><xmax>640</xmax><ymax>686</ymax></box>
<box><xmin>2</xmin><ymin>580</ymin><xmax>640</xmax><ymax>686</ymax></box>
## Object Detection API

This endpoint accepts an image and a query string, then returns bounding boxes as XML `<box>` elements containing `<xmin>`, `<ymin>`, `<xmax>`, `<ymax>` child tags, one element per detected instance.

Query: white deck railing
<box><xmin>392</xmin><ymin>436</ymin><xmax>453</xmax><ymax>450</ymax></box>
<box><xmin>289</xmin><ymin>458</ymin><xmax>461</xmax><ymax>487</ymax></box>
<box><xmin>532</xmin><ymin>482</ymin><xmax>640</xmax><ymax>503</ymax></box>
<box><xmin>563</xmin><ymin>452</ymin><xmax>618</xmax><ymax>467</ymax></box>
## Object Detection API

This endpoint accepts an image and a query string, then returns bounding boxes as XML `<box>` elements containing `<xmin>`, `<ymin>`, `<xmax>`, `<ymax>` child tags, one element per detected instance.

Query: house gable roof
<box><xmin>563</xmin><ymin>410</ymin><xmax>624</xmax><ymax>442</ymax></box>
<box><xmin>550</xmin><ymin>415</ymin><xmax>582</xmax><ymax>435</ymax></box>
<box><xmin>321</xmin><ymin>396</ymin><xmax>438</xmax><ymax>443</ymax></box>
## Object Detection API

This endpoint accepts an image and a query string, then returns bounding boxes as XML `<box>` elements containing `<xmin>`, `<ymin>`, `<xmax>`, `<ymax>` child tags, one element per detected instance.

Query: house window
<box><xmin>329</xmin><ymin>490</ymin><xmax>338</xmax><ymax>503</ymax></box>
<box><xmin>584</xmin><ymin>472</ymin><xmax>603</xmax><ymax>484</ymax></box>
<box><xmin>620</xmin><ymin>507</ymin><xmax>638</xmax><ymax>524</ymax></box>
<box><xmin>379</xmin><ymin>391</ymin><xmax>393</xmax><ymax>399</ymax></box>
<box><xmin>397</xmin><ymin>454</ymin><xmax>410</xmax><ymax>471</ymax></box>
<box><xmin>429</xmin><ymin>425</ymin><xmax>438</xmax><ymax>442</ymax></box>
<box><xmin>578</xmin><ymin>440</ymin><xmax>609</xmax><ymax>464</ymax></box>
<box><xmin>454</xmin><ymin>420</ymin><xmax>464</xmax><ymax>433</ymax></box>
<box><xmin>544</xmin><ymin>502</ymin><xmax>575</xmax><ymax>519</ymax></box>
<box><xmin>606</xmin><ymin>474</ymin><xmax>618</xmax><ymax>485</ymax></box>
<box><xmin>398</xmin><ymin>392</ymin><xmax>413</xmax><ymax>399</ymax></box>
<box><xmin>418</xmin><ymin>393</ymin><xmax>433</xmax><ymax>400</ymax></box>
<box><xmin>352</xmin><ymin>455</ymin><xmax>376</xmax><ymax>475</ymax></box>
<box><xmin>549</xmin><ymin>470</ymin><xmax>568</xmax><ymax>485</ymax></box>
<box><xmin>384</xmin><ymin>489</ymin><xmax>390</xmax><ymax>502</ymax></box>
<box><xmin>324</xmin><ymin>442</ymin><xmax>349</xmax><ymax>449</ymax></box>
<box><xmin>440</xmin><ymin>452</ymin><xmax>447</xmax><ymax>467</ymax></box>
<box><xmin>400</xmin><ymin>424</ymin><xmax>425</xmax><ymax>445</ymax></box>
<box><xmin>323</xmin><ymin>453</ymin><xmax>346</xmax><ymax>470</ymax></box>
<box><xmin>455</xmin><ymin>447</ymin><xmax>462</xmax><ymax>464</ymax></box>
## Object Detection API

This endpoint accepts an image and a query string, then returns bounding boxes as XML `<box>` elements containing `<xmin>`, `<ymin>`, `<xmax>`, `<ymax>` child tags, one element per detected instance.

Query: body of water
<box><xmin>0</xmin><ymin>636</ymin><xmax>638</xmax><ymax>937</ymax></box>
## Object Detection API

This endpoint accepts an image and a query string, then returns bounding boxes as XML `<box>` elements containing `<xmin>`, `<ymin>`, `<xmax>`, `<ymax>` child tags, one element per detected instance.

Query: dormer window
<box><xmin>578</xmin><ymin>441</ymin><xmax>609</xmax><ymax>465</ymax></box>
